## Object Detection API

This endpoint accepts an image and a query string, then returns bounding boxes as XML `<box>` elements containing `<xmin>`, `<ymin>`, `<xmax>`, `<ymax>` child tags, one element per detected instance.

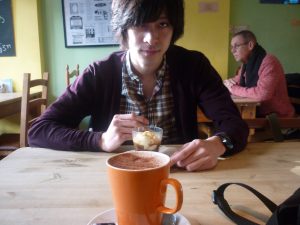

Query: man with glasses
<box><xmin>224</xmin><ymin>30</ymin><xmax>295</xmax><ymax>118</ymax></box>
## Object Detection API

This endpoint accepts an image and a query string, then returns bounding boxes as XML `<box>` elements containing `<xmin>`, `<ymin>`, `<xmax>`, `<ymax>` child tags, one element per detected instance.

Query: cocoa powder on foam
<box><xmin>109</xmin><ymin>152</ymin><xmax>166</xmax><ymax>170</ymax></box>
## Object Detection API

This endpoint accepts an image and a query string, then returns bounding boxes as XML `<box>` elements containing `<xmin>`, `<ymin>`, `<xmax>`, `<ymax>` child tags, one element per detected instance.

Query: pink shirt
<box><xmin>230</xmin><ymin>54</ymin><xmax>295</xmax><ymax>118</ymax></box>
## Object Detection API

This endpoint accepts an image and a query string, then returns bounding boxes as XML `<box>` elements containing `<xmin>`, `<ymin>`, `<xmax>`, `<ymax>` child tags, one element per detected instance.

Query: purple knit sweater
<box><xmin>28</xmin><ymin>45</ymin><xmax>249</xmax><ymax>155</ymax></box>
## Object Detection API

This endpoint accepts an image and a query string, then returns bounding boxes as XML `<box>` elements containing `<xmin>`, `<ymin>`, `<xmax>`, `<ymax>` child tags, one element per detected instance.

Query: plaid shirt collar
<box><xmin>121</xmin><ymin>51</ymin><xmax>166</xmax><ymax>97</ymax></box>
<box><xmin>120</xmin><ymin>51</ymin><xmax>179</xmax><ymax>143</ymax></box>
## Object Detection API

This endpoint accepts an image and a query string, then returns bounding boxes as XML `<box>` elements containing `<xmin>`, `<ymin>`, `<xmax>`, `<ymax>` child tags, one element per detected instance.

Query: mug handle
<box><xmin>157</xmin><ymin>178</ymin><xmax>183</xmax><ymax>214</ymax></box>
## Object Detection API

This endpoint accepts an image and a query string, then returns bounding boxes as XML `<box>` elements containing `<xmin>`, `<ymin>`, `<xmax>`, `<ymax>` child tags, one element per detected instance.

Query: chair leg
<box><xmin>266</xmin><ymin>113</ymin><xmax>284</xmax><ymax>142</ymax></box>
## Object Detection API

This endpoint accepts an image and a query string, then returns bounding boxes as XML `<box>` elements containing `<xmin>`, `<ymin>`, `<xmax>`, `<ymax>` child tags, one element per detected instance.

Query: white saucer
<box><xmin>87</xmin><ymin>208</ymin><xmax>191</xmax><ymax>225</ymax></box>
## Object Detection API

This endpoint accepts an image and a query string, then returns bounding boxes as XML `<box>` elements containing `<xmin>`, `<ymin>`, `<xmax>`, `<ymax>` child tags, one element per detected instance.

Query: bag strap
<box><xmin>212</xmin><ymin>183</ymin><xmax>278</xmax><ymax>225</ymax></box>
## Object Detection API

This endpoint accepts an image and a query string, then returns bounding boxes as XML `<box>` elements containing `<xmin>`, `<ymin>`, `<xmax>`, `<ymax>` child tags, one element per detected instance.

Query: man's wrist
<box><xmin>98</xmin><ymin>132</ymin><xmax>108</xmax><ymax>151</ymax></box>
<box><xmin>215</xmin><ymin>133</ymin><xmax>234</xmax><ymax>152</ymax></box>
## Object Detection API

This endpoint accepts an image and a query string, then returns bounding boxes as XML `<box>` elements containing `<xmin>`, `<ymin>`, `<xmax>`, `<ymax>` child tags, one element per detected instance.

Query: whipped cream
<box><xmin>133</xmin><ymin>130</ymin><xmax>161</xmax><ymax>151</ymax></box>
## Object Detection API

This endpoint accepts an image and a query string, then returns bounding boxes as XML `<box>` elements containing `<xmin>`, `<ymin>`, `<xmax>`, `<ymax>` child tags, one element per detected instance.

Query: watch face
<box><xmin>219</xmin><ymin>134</ymin><xmax>234</xmax><ymax>150</ymax></box>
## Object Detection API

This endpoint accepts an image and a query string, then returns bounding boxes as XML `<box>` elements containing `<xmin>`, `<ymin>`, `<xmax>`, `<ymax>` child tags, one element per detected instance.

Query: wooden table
<box><xmin>0</xmin><ymin>93</ymin><xmax>22</xmax><ymax>119</ymax></box>
<box><xmin>197</xmin><ymin>95</ymin><xmax>260</xmax><ymax>122</ymax></box>
<box><xmin>0</xmin><ymin>92</ymin><xmax>41</xmax><ymax>119</ymax></box>
<box><xmin>0</xmin><ymin>143</ymin><xmax>299</xmax><ymax>225</ymax></box>
<box><xmin>197</xmin><ymin>95</ymin><xmax>260</xmax><ymax>136</ymax></box>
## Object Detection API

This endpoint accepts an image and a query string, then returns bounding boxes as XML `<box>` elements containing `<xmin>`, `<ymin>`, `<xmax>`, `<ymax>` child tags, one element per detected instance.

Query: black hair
<box><xmin>111</xmin><ymin>0</ymin><xmax>184</xmax><ymax>48</ymax></box>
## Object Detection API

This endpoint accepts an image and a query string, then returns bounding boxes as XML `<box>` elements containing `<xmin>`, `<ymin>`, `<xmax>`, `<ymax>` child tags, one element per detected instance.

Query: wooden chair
<box><xmin>244</xmin><ymin>75</ymin><xmax>300</xmax><ymax>142</ymax></box>
<box><xmin>66</xmin><ymin>64</ymin><xmax>79</xmax><ymax>86</ymax></box>
<box><xmin>20</xmin><ymin>72</ymin><xmax>49</xmax><ymax>147</ymax></box>
<box><xmin>245</xmin><ymin>113</ymin><xmax>300</xmax><ymax>142</ymax></box>
<box><xmin>0</xmin><ymin>72</ymin><xmax>49</xmax><ymax>157</ymax></box>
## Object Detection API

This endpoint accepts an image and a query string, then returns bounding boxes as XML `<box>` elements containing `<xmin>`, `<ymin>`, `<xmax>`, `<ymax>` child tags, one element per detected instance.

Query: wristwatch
<box><xmin>216</xmin><ymin>133</ymin><xmax>234</xmax><ymax>151</ymax></box>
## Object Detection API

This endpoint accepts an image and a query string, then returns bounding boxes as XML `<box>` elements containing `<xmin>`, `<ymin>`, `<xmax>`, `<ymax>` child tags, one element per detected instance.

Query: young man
<box><xmin>28</xmin><ymin>0</ymin><xmax>249</xmax><ymax>171</ymax></box>
<box><xmin>224</xmin><ymin>30</ymin><xmax>295</xmax><ymax>118</ymax></box>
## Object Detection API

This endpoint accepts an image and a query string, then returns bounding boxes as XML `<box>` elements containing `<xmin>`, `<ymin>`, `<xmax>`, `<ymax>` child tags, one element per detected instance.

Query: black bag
<box><xmin>212</xmin><ymin>183</ymin><xmax>300</xmax><ymax>225</ymax></box>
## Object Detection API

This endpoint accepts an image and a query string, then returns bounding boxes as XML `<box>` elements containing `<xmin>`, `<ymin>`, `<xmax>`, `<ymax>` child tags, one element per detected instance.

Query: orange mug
<box><xmin>106</xmin><ymin>150</ymin><xmax>183</xmax><ymax>225</ymax></box>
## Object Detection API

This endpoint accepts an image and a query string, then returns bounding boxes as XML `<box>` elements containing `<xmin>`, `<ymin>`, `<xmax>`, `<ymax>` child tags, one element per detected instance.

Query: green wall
<box><xmin>41</xmin><ymin>0</ymin><xmax>119</xmax><ymax>101</ymax></box>
<box><xmin>228</xmin><ymin>0</ymin><xmax>300</xmax><ymax>77</ymax></box>
<box><xmin>41</xmin><ymin>0</ymin><xmax>230</xmax><ymax>99</ymax></box>
<box><xmin>41</xmin><ymin>0</ymin><xmax>300</xmax><ymax>98</ymax></box>
<box><xmin>2</xmin><ymin>0</ymin><xmax>299</xmax><ymax>134</ymax></box>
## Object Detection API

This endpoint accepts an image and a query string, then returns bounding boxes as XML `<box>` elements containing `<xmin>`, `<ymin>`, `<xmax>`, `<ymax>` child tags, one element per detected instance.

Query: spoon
<box><xmin>162</xmin><ymin>214</ymin><xmax>177</xmax><ymax>225</ymax></box>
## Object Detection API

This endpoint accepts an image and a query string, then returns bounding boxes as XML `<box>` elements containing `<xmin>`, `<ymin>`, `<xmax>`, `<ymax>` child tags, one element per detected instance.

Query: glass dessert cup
<box><xmin>132</xmin><ymin>126</ymin><xmax>163</xmax><ymax>151</ymax></box>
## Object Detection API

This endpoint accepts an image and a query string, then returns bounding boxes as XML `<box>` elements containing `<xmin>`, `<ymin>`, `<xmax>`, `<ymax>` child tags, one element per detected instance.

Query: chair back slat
<box><xmin>66</xmin><ymin>64</ymin><xmax>79</xmax><ymax>86</ymax></box>
<box><xmin>20</xmin><ymin>72</ymin><xmax>49</xmax><ymax>147</ymax></box>
<box><xmin>30</xmin><ymin>79</ymin><xmax>48</xmax><ymax>87</ymax></box>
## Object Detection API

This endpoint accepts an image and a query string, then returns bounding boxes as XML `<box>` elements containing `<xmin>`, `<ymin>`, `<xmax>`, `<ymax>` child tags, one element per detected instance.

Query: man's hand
<box><xmin>170</xmin><ymin>136</ymin><xmax>226</xmax><ymax>171</ymax></box>
<box><xmin>99</xmin><ymin>113</ymin><xmax>148</xmax><ymax>152</ymax></box>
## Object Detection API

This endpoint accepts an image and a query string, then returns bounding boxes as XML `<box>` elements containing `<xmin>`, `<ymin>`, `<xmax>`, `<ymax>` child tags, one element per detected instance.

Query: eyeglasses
<box><xmin>230</xmin><ymin>42</ymin><xmax>249</xmax><ymax>51</ymax></box>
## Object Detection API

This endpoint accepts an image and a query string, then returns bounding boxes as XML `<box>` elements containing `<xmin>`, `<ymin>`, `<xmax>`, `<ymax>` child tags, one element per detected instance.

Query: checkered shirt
<box><xmin>119</xmin><ymin>52</ymin><xmax>179</xmax><ymax>143</ymax></box>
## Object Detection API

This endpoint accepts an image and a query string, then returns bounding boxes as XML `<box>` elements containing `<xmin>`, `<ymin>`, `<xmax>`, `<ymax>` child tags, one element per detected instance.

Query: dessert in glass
<box><xmin>132</xmin><ymin>126</ymin><xmax>163</xmax><ymax>151</ymax></box>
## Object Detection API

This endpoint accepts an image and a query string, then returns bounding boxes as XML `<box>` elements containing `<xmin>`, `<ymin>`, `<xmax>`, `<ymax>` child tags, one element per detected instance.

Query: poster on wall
<box><xmin>62</xmin><ymin>0</ymin><xmax>118</xmax><ymax>47</ymax></box>
<box><xmin>0</xmin><ymin>0</ymin><xmax>16</xmax><ymax>56</ymax></box>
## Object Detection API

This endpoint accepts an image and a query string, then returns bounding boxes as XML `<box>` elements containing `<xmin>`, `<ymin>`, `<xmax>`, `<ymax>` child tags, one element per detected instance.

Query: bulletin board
<box><xmin>0</xmin><ymin>0</ymin><xmax>16</xmax><ymax>57</ymax></box>
<box><xmin>62</xmin><ymin>0</ymin><xmax>118</xmax><ymax>47</ymax></box>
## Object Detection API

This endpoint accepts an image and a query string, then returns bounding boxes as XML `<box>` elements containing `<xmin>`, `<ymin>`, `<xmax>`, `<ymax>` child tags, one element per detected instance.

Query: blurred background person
<box><xmin>224</xmin><ymin>30</ymin><xmax>295</xmax><ymax>118</ymax></box>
